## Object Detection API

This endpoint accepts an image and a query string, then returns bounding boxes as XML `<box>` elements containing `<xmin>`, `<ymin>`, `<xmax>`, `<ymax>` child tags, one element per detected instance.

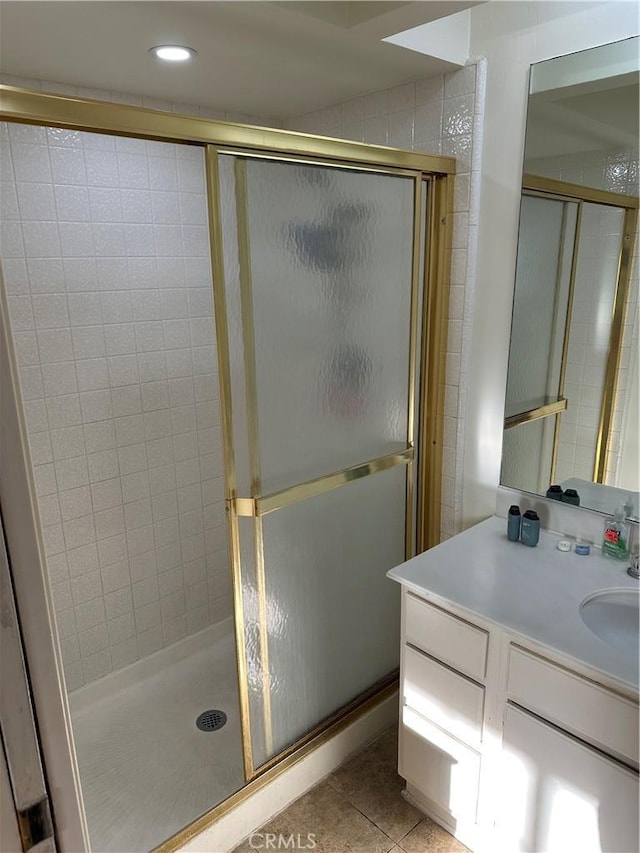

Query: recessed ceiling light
<box><xmin>150</xmin><ymin>45</ymin><xmax>197</xmax><ymax>62</ymax></box>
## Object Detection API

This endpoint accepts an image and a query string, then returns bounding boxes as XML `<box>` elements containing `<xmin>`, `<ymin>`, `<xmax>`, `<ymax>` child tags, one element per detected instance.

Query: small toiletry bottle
<box><xmin>602</xmin><ymin>505</ymin><xmax>630</xmax><ymax>560</ymax></box>
<box><xmin>546</xmin><ymin>484</ymin><xmax>564</xmax><ymax>501</ymax></box>
<box><xmin>507</xmin><ymin>505</ymin><xmax>521</xmax><ymax>541</ymax></box>
<box><xmin>561</xmin><ymin>488</ymin><xmax>580</xmax><ymax>506</ymax></box>
<box><xmin>521</xmin><ymin>510</ymin><xmax>540</xmax><ymax>547</ymax></box>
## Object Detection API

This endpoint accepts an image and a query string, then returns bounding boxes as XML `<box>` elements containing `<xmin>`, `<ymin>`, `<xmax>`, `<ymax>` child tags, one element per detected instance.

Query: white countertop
<box><xmin>388</xmin><ymin>516</ymin><xmax>639</xmax><ymax>692</ymax></box>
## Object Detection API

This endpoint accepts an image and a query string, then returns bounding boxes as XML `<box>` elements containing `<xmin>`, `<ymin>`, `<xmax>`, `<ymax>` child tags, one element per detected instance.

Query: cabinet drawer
<box><xmin>508</xmin><ymin>645</ymin><xmax>639</xmax><ymax>766</ymax></box>
<box><xmin>400</xmin><ymin>705</ymin><xmax>481</xmax><ymax>825</ymax></box>
<box><xmin>404</xmin><ymin>644</ymin><xmax>485</xmax><ymax>746</ymax></box>
<box><xmin>499</xmin><ymin>704</ymin><xmax>639</xmax><ymax>853</ymax></box>
<box><xmin>405</xmin><ymin>592</ymin><xmax>488</xmax><ymax>682</ymax></box>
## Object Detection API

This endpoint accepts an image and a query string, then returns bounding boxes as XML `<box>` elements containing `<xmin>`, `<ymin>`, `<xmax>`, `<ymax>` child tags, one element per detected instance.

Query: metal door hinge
<box><xmin>17</xmin><ymin>798</ymin><xmax>54</xmax><ymax>852</ymax></box>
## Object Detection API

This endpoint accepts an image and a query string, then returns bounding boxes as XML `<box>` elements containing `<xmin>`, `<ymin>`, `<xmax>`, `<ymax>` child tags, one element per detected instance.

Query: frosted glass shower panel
<box><xmin>250</xmin><ymin>464</ymin><xmax>405</xmax><ymax>766</ymax></box>
<box><xmin>560</xmin><ymin>203</ymin><xmax>625</xmax><ymax>480</ymax></box>
<box><xmin>501</xmin><ymin>417</ymin><xmax>555</xmax><ymax>494</ymax></box>
<box><xmin>218</xmin><ymin>156</ymin><xmax>251</xmax><ymax>496</ymax></box>
<box><xmin>240</xmin><ymin>157</ymin><xmax>415</xmax><ymax>492</ymax></box>
<box><xmin>506</xmin><ymin>196</ymin><xmax>576</xmax><ymax>417</ymax></box>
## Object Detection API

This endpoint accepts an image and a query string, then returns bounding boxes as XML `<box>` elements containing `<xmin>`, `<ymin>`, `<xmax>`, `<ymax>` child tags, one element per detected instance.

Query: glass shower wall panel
<box><xmin>249</xmin><ymin>464</ymin><xmax>405</xmax><ymax>767</ymax></box>
<box><xmin>235</xmin><ymin>515</ymin><xmax>267</xmax><ymax>766</ymax></box>
<box><xmin>0</xmin><ymin>122</ymin><xmax>230</xmax><ymax>685</ymax></box>
<box><xmin>0</xmin><ymin>122</ymin><xmax>244</xmax><ymax>852</ymax></box>
<box><xmin>501</xmin><ymin>416</ymin><xmax>556</xmax><ymax>494</ymax></box>
<box><xmin>218</xmin><ymin>156</ymin><xmax>251</xmax><ymax>497</ymax></box>
<box><xmin>506</xmin><ymin>196</ymin><xmax>576</xmax><ymax>418</ymax></box>
<box><xmin>241</xmin><ymin>158</ymin><xmax>414</xmax><ymax>493</ymax></box>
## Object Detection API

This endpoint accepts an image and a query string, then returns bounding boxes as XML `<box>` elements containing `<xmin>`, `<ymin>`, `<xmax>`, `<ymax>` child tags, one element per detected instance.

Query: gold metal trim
<box><xmin>549</xmin><ymin>199</ymin><xmax>582</xmax><ymax>483</ymax></box>
<box><xmin>523</xmin><ymin>173</ymin><xmax>639</xmax><ymax>209</ymax></box>
<box><xmin>0</xmin><ymin>85</ymin><xmax>455</xmax><ymax>174</ymax></box>
<box><xmin>205</xmin><ymin>146</ymin><xmax>254</xmax><ymax>780</ymax></box>
<box><xmin>549</xmin><ymin>415</ymin><xmax>561</xmax><ymax>486</ymax></box>
<box><xmin>253</xmin><ymin>516</ymin><xmax>272</xmax><ymax>757</ymax></box>
<box><xmin>234</xmin><ymin>159</ymin><xmax>274</xmax><ymax>760</ymax></box>
<box><xmin>593</xmin><ymin>207</ymin><xmax>639</xmax><ymax>483</ymax></box>
<box><xmin>232</xmin><ymin>497</ymin><xmax>257</xmax><ymax>517</ymax></box>
<box><xmin>504</xmin><ymin>398</ymin><xmax>568</xmax><ymax>430</ymax></box>
<box><xmin>248</xmin><ymin>671</ymin><xmax>399</xmax><ymax>778</ymax></box>
<box><xmin>552</xmin><ymin>200</ymin><xmax>581</xmax><ymax>480</ymax></box>
<box><xmin>556</xmin><ymin>202</ymin><xmax>582</xmax><ymax>403</ymax></box>
<box><xmin>418</xmin><ymin>174</ymin><xmax>453</xmax><ymax>550</ymax></box>
<box><xmin>405</xmin><ymin>176</ymin><xmax>423</xmax><ymax>560</ymax></box>
<box><xmin>233</xmin><ymin>448</ymin><xmax>414</xmax><ymax>518</ymax></box>
<box><xmin>153</xmin><ymin>677</ymin><xmax>398</xmax><ymax>853</ymax></box>
<box><xmin>524</xmin><ymin>189</ymin><xmax>585</xmax><ymax>205</ymax></box>
<box><xmin>215</xmin><ymin>146</ymin><xmax>421</xmax><ymax>178</ymax></box>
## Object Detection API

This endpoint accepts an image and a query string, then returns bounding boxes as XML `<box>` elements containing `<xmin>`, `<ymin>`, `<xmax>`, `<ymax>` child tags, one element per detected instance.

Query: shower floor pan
<box><xmin>70</xmin><ymin>627</ymin><xmax>243</xmax><ymax>853</ymax></box>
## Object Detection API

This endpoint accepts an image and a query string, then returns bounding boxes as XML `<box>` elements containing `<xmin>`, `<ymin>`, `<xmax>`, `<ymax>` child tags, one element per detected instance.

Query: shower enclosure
<box><xmin>0</xmin><ymin>85</ymin><xmax>453</xmax><ymax>852</ymax></box>
<box><xmin>502</xmin><ymin>175</ymin><xmax>638</xmax><ymax>495</ymax></box>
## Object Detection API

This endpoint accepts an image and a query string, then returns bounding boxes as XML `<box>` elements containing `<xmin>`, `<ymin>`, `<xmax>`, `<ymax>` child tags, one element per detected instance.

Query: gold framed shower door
<box><xmin>208</xmin><ymin>147</ymin><xmax>429</xmax><ymax>779</ymax></box>
<box><xmin>509</xmin><ymin>176</ymin><xmax>639</xmax><ymax>485</ymax></box>
<box><xmin>0</xmin><ymin>84</ymin><xmax>456</xmax><ymax>850</ymax></box>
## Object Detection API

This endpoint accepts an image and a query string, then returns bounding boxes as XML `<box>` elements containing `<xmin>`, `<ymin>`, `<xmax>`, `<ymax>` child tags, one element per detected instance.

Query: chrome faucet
<box><xmin>627</xmin><ymin>519</ymin><xmax>639</xmax><ymax>579</ymax></box>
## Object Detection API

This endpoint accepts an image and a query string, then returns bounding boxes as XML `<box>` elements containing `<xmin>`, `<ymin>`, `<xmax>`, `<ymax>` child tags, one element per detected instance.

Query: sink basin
<box><xmin>580</xmin><ymin>589</ymin><xmax>640</xmax><ymax>659</ymax></box>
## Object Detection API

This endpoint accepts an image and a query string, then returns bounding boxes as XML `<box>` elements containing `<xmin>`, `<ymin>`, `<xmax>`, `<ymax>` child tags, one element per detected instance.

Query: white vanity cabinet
<box><xmin>398</xmin><ymin>591</ymin><xmax>490</xmax><ymax>847</ymax></box>
<box><xmin>499</xmin><ymin>704</ymin><xmax>639</xmax><ymax>853</ymax></box>
<box><xmin>396</xmin><ymin>587</ymin><xmax>640</xmax><ymax>853</ymax></box>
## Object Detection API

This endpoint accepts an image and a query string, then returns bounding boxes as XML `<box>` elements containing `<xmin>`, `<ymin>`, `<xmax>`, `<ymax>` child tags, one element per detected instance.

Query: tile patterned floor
<box><xmin>233</xmin><ymin>727</ymin><xmax>469</xmax><ymax>853</ymax></box>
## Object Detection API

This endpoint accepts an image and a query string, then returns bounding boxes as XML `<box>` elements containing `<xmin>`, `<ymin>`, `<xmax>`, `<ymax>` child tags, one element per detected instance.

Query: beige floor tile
<box><xmin>328</xmin><ymin>727</ymin><xmax>422</xmax><ymax>842</ymax></box>
<box><xmin>397</xmin><ymin>817</ymin><xmax>469</xmax><ymax>853</ymax></box>
<box><xmin>232</xmin><ymin>781</ymin><xmax>396</xmax><ymax>853</ymax></box>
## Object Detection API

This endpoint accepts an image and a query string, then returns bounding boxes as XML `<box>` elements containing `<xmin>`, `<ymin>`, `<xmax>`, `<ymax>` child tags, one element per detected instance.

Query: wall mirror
<box><xmin>501</xmin><ymin>37</ymin><xmax>639</xmax><ymax>520</ymax></box>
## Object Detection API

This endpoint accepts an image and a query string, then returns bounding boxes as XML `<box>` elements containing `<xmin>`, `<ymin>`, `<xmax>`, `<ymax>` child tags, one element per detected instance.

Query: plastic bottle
<box><xmin>602</xmin><ymin>505</ymin><xmax>630</xmax><ymax>560</ymax></box>
<box><xmin>561</xmin><ymin>488</ymin><xmax>580</xmax><ymax>506</ymax></box>
<box><xmin>507</xmin><ymin>505</ymin><xmax>521</xmax><ymax>541</ymax></box>
<box><xmin>545</xmin><ymin>485</ymin><xmax>564</xmax><ymax>501</ymax></box>
<box><xmin>521</xmin><ymin>510</ymin><xmax>540</xmax><ymax>547</ymax></box>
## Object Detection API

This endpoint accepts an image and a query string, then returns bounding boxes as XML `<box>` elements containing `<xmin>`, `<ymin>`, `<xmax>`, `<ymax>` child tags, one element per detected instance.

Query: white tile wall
<box><xmin>1</xmin><ymin>119</ymin><xmax>231</xmax><ymax>689</ymax></box>
<box><xmin>1</xmin><ymin>66</ymin><xmax>484</xmax><ymax>611</ymax></box>
<box><xmin>525</xmin><ymin>147</ymin><xmax>639</xmax><ymax>198</ymax></box>
<box><xmin>286</xmin><ymin>61</ymin><xmax>486</xmax><ymax>541</ymax></box>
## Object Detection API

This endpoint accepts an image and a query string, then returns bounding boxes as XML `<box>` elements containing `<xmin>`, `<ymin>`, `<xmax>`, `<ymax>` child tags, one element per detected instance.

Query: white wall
<box><xmin>461</xmin><ymin>0</ymin><xmax>640</xmax><ymax>527</ymax></box>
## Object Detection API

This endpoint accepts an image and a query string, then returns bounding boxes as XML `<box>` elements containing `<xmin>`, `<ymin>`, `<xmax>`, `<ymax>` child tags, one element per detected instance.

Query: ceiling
<box><xmin>0</xmin><ymin>1</ymin><xmax>480</xmax><ymax>119</ymax></box>
<box><xmin>525</xmin><ymin>73</ymin><xmax>639</xmax><ymax>161</ymax></box>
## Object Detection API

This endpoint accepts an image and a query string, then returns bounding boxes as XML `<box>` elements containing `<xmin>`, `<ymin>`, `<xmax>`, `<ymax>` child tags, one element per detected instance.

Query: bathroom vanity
<box><xmin>388</xmin><ymin>516</ymin><xmax>639</xmax><ymax>853</ymax></box>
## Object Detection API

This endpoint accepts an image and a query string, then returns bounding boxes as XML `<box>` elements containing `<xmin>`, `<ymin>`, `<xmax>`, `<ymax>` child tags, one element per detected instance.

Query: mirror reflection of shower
<box><xmin>501</xmin><ymin>37</ymin><xmax>639</xmax><ymax>518</ymax></box>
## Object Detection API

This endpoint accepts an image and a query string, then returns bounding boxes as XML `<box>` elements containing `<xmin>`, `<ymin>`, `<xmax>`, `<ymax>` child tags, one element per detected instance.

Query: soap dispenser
<box><xmin>602</xmin><ymin>505</ymin><xmax>630</xmax><ymax>560</ymax></box>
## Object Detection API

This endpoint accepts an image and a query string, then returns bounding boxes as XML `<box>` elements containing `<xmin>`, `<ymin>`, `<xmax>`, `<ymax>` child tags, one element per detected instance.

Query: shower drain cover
<box><xmin>196</xmin><ymin>709</ymin><xmax>227</xmax><ymax>732</ymax></box>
